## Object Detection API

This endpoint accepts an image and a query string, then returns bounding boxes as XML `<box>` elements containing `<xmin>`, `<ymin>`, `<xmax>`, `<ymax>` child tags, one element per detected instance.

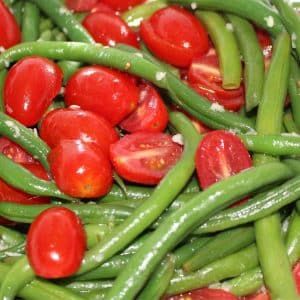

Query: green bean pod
<box><xmin>286</xmin><ymin>210</ymin><xmax>300</xmax><ymax>265</ymax></box>
<box><xmin>289</xmin><ymin>56</ymin><xmax>300</xmax><ymax>129</ymax></box>
<box><xmin>0</xmin><ymin>69</ymin><xmax>7</xmax><ymax>112</ymax></box>
<box><xmin>85</xmin><ymin>224</ymin><xmax>112</xmax><ymax>249</ymax></box>
<box><xmin>21</xmin><ymin>2</ymin><xmax>40</xmax><ymax>42</ymax></box>
<box><xmin>0</xmin><ymin>242</ymin><xmax>25</xmax><ymax>260</ymax></box>
<box><xmin>0</xmin><ymin>225</ymin><xmax>25</xmax><ymax>249</ymax></box>
<box><xmin>65</xmin><ymin>280</ymin><xmax>114</xmax><ymax>295</ymax></box>
<box><xmin>284</xmin><ymin>111</ymin><xmax>300</xmax><ymax>133</ymax></box>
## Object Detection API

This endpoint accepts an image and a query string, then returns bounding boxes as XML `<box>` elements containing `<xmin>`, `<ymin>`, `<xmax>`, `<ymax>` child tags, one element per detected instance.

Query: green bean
<box><xmin>196</xmin><ymin>11</ymin><xmax>242</xmax><ymax>89</ymax></box>
<box><xmin>52</xmin><ymin>28</ymin><xmax>67</xmax><ymax>41</ymax></box>
<box><xmin>11</xmin><ymin>1</ymin><xmax>23</xmax><ymax>26</ymax></box>
<box><xmin>0</xmin><ymin>242</ymin><xmax>25</xmax><ymax>260</ymax></box>
<box><xmin>85</xmin><ymin>224</ymin><xmax>112</xmax><ymax>249</ymax></box>
<box><xmin>21</xmin><ymin>2</ymin><xmax>40</xmax><ymax>42</ymax></box>
<box><xmin>183</xmin><ymin>226</ymin><xmax>255</xmax><ymax>272</ymax></box>
<box><xmin>65</xmin><ymin>280</ymin><xmax>114</xmax><ymax>294</ymax></box>
<box><xmin>284</xmin><ymin>111</ymin><xmax>300</xmax><ymax>133</ymax></box>
<box><xmin>105</xmin><ymin>162</ymin><xmax>292</xmax><ymax>299</ymax></box>
<box><xmin>0</xmin><ymin>225</ymin><xmax>25</xmax><ymax>250</ymax></box>
<box><xmin>289</xmin><ymin>56</ymin><xmax>300</xmax><ymax>129</ymax></box>
<box><xmin>39</xmin><ymin>17</ymin><xmax>54</xmax><ymax>32</ymax></box>
<box><xmin>38</xmin><ymin>29</ymin><xmax>53</xmax><ymax>41</ymax></box>
<box><xmin>0</xmin><ymin>69</ymin><xmax>7</xmax><ymax>112</ymax></box>
<box><xmin>226</xmin><ymin>14</ymin><xmax>264</xmax><ymax>111</ymax></box>
<box><xmin>283</xmin><ymin>159</ymin><xmax>300</xmax><ymax>174</ymax></box>
<box><xmin>286</xmin><ymin>210</ymin><xmax>300</xmax><ymax>265</ymax></box>
<box><xmin>57</xmin><ymin>60</ymin><xmax>82</xmax><ymax>84</ymax></box>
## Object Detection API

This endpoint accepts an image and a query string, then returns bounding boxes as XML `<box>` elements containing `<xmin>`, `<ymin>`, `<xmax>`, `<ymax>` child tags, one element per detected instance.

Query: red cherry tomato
<box><xmin>40</xmin><ymin>107</ymin><xmax>119</xmax><ymax>156</ymax></box>
<box><xmin>48</xmin><ymin>139</ymin><xmax>113</xmax><ymax>198</ymax></box>
<box><xmin>109</xmin><ymin>132</ymin><xmax>183</xmax><ymax>185</ymax></box>
<box><xmin>82</xmin><ymin>12</ymin><xmax>139</xmax><ymax>47</ymax></box>
<box><xmin>99</xmin><ymin>0</ymin><xmax>146</xmax><ymax>12</ymax></box>
<box><xmin>119</xmin><ymin>82</ymin><xmax>169</xmax><ymax>133</ymax></box>
<box><xmin>140</xmin><ymin>6</ymin><xmax>209</xmax><ymax>67</ymax></box>
<box><xmin>0</xmin><ymin>0</ymin><xmax>21</xmax><ymax>49</ymax></box>
<box><xmin>4</xmin><ymin>56</ymin><xmax>63</xmax><ymax>126</ymax></box>
<box><xmin>255</xmin><ymin>27</ymin><xmax>272</xmax><ymax>59</ymax></box>
<box><xmin>243</xmin><ymin>292</ymin><xmax>271</xmax><ymax>300</ymax></box>
<box><xmin>26</xmin><ymin>207</ymin><xmax>86</xmax><ymax>278</ymax></box>
<box><xmin>91</xmin><ymin>2</ymin><xmax>116</xmax><ymax>14</ymax></box>
<box><xmin>196</xmin><ymin>130</ymin><xmax>252</xmax><ymax>190</ymax></box>
<box><xmin>65</xmin><ymin>0</ymin><xmax>99</xmax><ymax>12</ymax></box>
<box><xmin>293</xmin><ymin>261</ymin><xmax>300</xmax><ymax>295</ymax></box>
<box><xmin>65</xmin><ymin>65</ymin><xmax>139</xmax><ymax>125</ymax></box>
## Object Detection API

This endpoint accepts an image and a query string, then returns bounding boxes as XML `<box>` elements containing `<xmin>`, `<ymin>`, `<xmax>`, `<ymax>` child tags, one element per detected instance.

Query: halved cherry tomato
<box><xmin>140</xmin><ymin>6</ymin><xmax>209</xmax><ymax>67</ymax></box>
<box><xmin>0</xmin><ymin>0</ymin><xmax>21</xmax><ymax>49</ymax></box>
<box><xmin>196</xmin><ymin>130</ymin><xmax>252</xmax><ymax>190</ymax></box>
<box><xmin>119</xmin><ymin>82</ymin><xmax>169</xmax><ymax>133</ymax></box>
<box><xmin>40</xmin><ymin>107</ymin><xmax>119</xmax><ymax>156</ymax></box>
<box><xmin>242</xmin><ymin>292</ymin><xmax>271</xmax><ymax>300</ymax></box>
<box><xmin>65</xmin><ymin>0</ymin><xmax>99</xmax><ymax>12</ymax></box>
<box><xmin>99</xmin><ymin>0</ymin><xmax>146</xmax><ymax>12</ymax></box>
<box><xmin>293</xmin><ymin>261</ymin><xmax>300</xmax><ymax>295</ymax></box>
<box><xmin>65</xmin><ymin>65</ymin><xmax>139</xmax><ymax>125</ymax></box>
<box><xmin>48</xmin><ymin>139</ymin><xmax>113</xmax><ymax>198</ymax></box>
<box><xmin>26</xmin><ymin>207</ymin><xmax>86</xmax><ymax>278</ymax></box>
<box><xmin>82</xmin><ymin>12</ymin><xmax>139</xmax><ymax>47</ymax></box>
<box><xmin>4</xmin><ymin>56</ymin><xmax>63</xmax><ymax>126</ymax></box>
<box><xmin>91</xmin><ymin>2</ymin><xmax>116</xmax><ymax>14</ymax></box>
<box><xmin>109</xmin><ymin>132</ymin><xmax>183</xmax><ymax>185</ymax></box>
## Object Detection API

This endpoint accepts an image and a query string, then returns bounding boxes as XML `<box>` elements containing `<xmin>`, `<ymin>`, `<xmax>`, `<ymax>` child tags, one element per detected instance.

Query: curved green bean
<box><xmin>21</xmin><ymin>2</ymin><xmax>40</xmax><ymax>42</ymax></box>
<box><xmin>0</xmin><ymin>69</ymin><xmax>7</xmax><ymax>112</ymax></box>
<box><xmin>289</xmin><ymin>56</ymin><xmax>300</xmax><ymax>129</ymax></box>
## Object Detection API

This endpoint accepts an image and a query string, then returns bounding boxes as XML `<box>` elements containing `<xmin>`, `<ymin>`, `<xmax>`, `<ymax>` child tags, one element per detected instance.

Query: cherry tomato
<box><xmin>26</xmin><ymin>207</ymin><xmax>86</xmax><ymax>278</ymax></box>
<box><xmin>0</xmin><ymin>0</ymin><xmax>21</xmax><ymax>49</ymax></box>
<box><xmin>243</xmin><ymin>292</ymin><xmax>271</xmax><ymax>300</ymax></box>
<box><xmin>65</xmin><ymin>0</ymin><xmax>99</xmax><ymax>12</ymax></box>
<box><xmin>140</xmin><ymin>6</ymin><xmax>209</xmax><ymax>67</ymax></box>
<box><xmin>99</xmin><ymin>0</ymin><xmax>146</xmax><ymax>12</ymax></box>
<box><xmin>109</xmin><ymin>132</ymin><xmax>183</xmax><ymax>185</ymax></box>
<box><xmin>65</xmin><ymin>65</ymin><xmax>139</xmax><ymax>125</ymax></box>
<box><xmin>196</xmin><ymin>130</ymin><xmax>252</xmax><ymax>190</ymax></box>
<box><xmin>119</xmin><ymin>82</ymin><xmax>169</xmax><ymax>133</ymax></box>
<box><xmin>4</xmin><ymin>56</ymin><xmax>63</xmax><ymax>126</ymax></box>
<box><xmin>293</xmin><ymin>261</ymin><xmax>300</xmax><ymax>295</ymax></box>
<box><xmin>255</xmin><ymin>27</ymin><xmax>272</xmax><ymax>59</ymax></box>
<box><xmin>48</xmin><ymin>139</ymin><xmax>113</xmax><ymax>198</ymax></box>
<box><xmin>40</xmin><ymin>107</ymin><xmax>119</xmax><ymax>156</ymax></box>
<box><xmin>91</xmin><ymin>2</ymin><xmax>116</xmax><ymax>14</ymax></box>
<box><xmin>82</xmin><ymin>12</ymin><xmax>139</xmax><ymax>47</ymax></box>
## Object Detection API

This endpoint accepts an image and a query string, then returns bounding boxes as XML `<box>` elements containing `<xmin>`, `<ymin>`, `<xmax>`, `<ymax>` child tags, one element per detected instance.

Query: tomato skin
<box><xmin>293</xmin><ymin>261</ymin><xmax>300</xmax><ymax>295</ymax></box>
<box><xmin>109</xmin><ymin>132</ymin><xmax>183</xmax><ymax>185</ymax></box>
<box><xmin>65</xmin><ymin>66</ymin><xmax>139</xmax><ymax>125</ymax></box>
<box><xmin>140</xmin><ymin>6</ymin><xmax>209</xmax><ymax>67</ymax></box>
<box><xmin>4</xmin><ymin>56</ymin><xmax>63</xmax><ymax>126</ymax></box>
<box><xmin>91</xmin><ymin>2</ymin><xmax>116</xmax><ymax>14</ymax></box>
<box><xmin>100</xmin><ymin>0</ymin><xmax>146</xmax><ymax>12</ymax></box>
<box><xmin>40</xmin><ymin>107</ymin><xmax>119</xmax><ymax>156</ymax></box>
<box><xmin>49</xmin><ymin>139</ymin><xmax>113</xmax><ymax>198</ymax></box>
<box><xmin>26</xmin><ymin>207</ymin><xmax>86</xmax><ymax>278</ymax></box>
<box><xmin>0</xmin><ymin>0</ymin><xmax>21</xmax><ymax>49</ymax></box>
<box><xmin>65</xmin><ymin>0</ymin><xmax>99</xmax><ymax>12</ymax></box>
<box><xmin>242</xmin><ymin>292</ymin><xmax>270</xmax><ymax>300</ymax></box>
<box><xmin>82</xmin><ymin>12</ymin><xmax>139</xmax><ymax>48</ymax></box>
<box><xmin>119</xmin><ymin>83</ymin><xmax>169</xmax><ymax>133</ymax></box>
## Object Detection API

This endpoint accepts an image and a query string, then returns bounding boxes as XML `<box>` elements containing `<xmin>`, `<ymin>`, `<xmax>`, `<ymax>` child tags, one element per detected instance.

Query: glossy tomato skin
<box><xmin>65</xmin><ymin>0</ymin><xmax>99</xmax><ymax>12</ymax></box>
<box><xmin>65</xmin><ymin>66</ymin><xmax>139</xmax><ymax>125</ymax></box>
<box><xmin>0</xmin><ymin>0</ymin><xmax>21</xmax><ymax>49</ymax></box>
<box><xmin>26</xmin><ymin>207</ymin><xmax>86</xmax><ymax>278</ymax></box>
<box><xmin>40</xmin><ymin>107</ymin><xmax>119</xmax><ymax>156</ymax></box>
<box><xmin>4</xmin><ymin>56</ymin><xmax>63</xmax><ymax>126</ymax></box>
<box><xmin>242</xmin><ymin>292</ymin><xmax>271</xmax><ymax>300</ymax></box>
<box><xmin>82</xmin><ymin>12</ymin><xmax>139</xmax><ymax>48</ymax></box>
<box><xmin>100</xmin><ymin>0</ymin><xmax>146</xmax><ymax>12</ymax></box>
<box><xmin>91</xmin><ymin>2</ymin><xmax>116</xmax><ymax>14</ymax></box>
<box><xmin>119</xmin><ymin>83</ymin><xmax>169</xmax><ymax>133</ymax></box>
<box><xmin>48</xmin><ymin>140</ymin><xmax>113</xmax><ymax>198</ymax></box>
<box><xmin>140</xmin><ymin>6</ymin><xmax>209</xmax><ymax>67</ymax></box>
<box><xmin>109</xmin><ymin>132</ymin><xmax>183</xmax><ymax>185</ymax></box>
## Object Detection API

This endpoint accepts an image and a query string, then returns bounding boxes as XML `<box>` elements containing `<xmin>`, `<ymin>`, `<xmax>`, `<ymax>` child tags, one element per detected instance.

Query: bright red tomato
<box><xmin>4</xmin><ymin>56</ymin><xmax>63</xmax><ymax>126</ymax></box>
<box><xmin>65</xmin><ymin>65</ymin><xmax>139</xmax><ymax>125</ymax></box>
<box><xmin>140</xmin><ymin>6</ymin><xmax>209</xmax><ymax>67</ymax></box>
<box><xmin>26</xmin><ymin>207</ymin><xmax>86</xmax><ymax>278</ymax></box>
<box><xmin>243</xmin><ymin>292</ymin><xmax>270</xmax><ymax>300</ymax></box>
<box><xmin>0</xmin><ymin>0</ymin><xmax>21</xmax><ymax>49</ymax></box>
<box><xmin>82</xmin><ymin>12</ymin><xmax>139</xmax><ymax>47</ymax></box>
<box><xmin>109</xmin><ymin>132</ymin><xmax>183</xmax><ymax>185</ymax></box>
<box><xmin>196</xmin><ymin>130</ymin><xmax>252</xmax><ymax>190</ymax></box>
<box><xmin>91</xmin><ymin>2</ymin><xmax>116</xmax><ymax>14</ymax></box>
<box><xmin>119</xmin><ymin>82</ymin><xmax>169</xmax><ymax>133</ymax></box>
<box><xmin>255</xmin><ymin>27</ymin><xmax>272</xmax><ymax>59</ymax></box>
<box><xmin>48</xmin><ymin>139</ymin><xmax>113</xmax><ymax>198</ymax></box>
<box><xmin>65</xmin><ymin>0</ymin><xmax>99</xmax><ymax>12</ymax></box>
<box><xmin>99</xmin><ymin>0</ymin><xmax>146</xmax><ymax>12</ymax></box>
<box><xmin>293</xmin><ymin>261</ymin><xmax>300</xmax><ymax>295</ymax></box>
<box><xmin>40</xmin><ymin>107</ymin><xmax>119</xmax><ymax>156</ymax></box>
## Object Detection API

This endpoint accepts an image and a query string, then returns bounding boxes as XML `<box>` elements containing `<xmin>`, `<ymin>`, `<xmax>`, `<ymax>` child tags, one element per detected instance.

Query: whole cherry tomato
<box><xmin>82</xmin><ymin>12</ymin><xmax>139</xmax><ymax>48</ymax></box>
<box><xmin>48</xmin><ymin>139</ymin><xmax>113</xmax><ymax>198</ymax></box>
<box><xmin>91</xmin><ymin>2</ymin><xmax>116</xmax><ymax>14</ymax></box>
<box><xmin>4</xmin><ymin>56</ymin><xmax>63</xmax><ymax>126</ymax></box>
<box><xmin>0</xmin><ymin>0</ymin><xmax>21</xmax><ymax>49</ymax></box>
<box><xmin>65</xmin><ymin>65</ymin><xmax>139</xmax><ymax>125</ymax></box>
<box><xmin>26</xmin><ymin>207</ymin><xmax>86</xmax><ymax>278</ymax></box>
<box><xmin>99</xmin><ymin>0</ymin><xmax>146</xmax><ymax>12</ymax></box>
<box><xmin>119</xmin><ymin>82</ymin><xmax>169</xmax><ymax>133</ymax></box>
<box><xmin>40</xmin><ymin>107</ymin><xmax>119</xmax><ymax>156</ymax></box>
<box><xmin>109</xmin><ymin>132</ymin><xmax>183</xmax><ymax>185</ymax></box>
<box><xmin>65</xmin><ymin>0</ymin><xmax>99</xmax><ymax>12</ymax></box>
<box><xmin>140</xmin><ymin>6</ymin><xmax>209</xmax><ymax>67</ymax></box>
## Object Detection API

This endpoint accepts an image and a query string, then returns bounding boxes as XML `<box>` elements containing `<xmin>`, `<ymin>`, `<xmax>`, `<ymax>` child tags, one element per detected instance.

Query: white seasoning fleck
<box><xmin>58</xmin><ymin>7</ymin><xmax>70</xmax><ymax>15</ymax></box>
<box><xmin>62</xmin><ymin>27</ymin><xmax>68</xmax><ymax>34</ymax></box>
<box><xmin>264</xmin><ymin>16</ymin><xmax>274</xmax><ymax>28</ymax></box>
<box><xmin>225</xmin><ymin>23</ymin><xmax>234</xmax><ymax>32</ymax></box>
<box><xmin>210</xmin><ymin>103</ymin><xmax>225</xmax><ymax>112</ymax></box>
<box><xmin>291</xmin><ymin>32</ymin><xmax>297</xmax><ymax>49</ymax></box>
<box><xmin>172</xmin><ymin>134</ymin><xmax>184</xmax><ymax>146</ymax></box>
<box><xmin>134</xmin><ymin>52</ymin><xmax>143</xmax><ymax>58</ymax></box>
<box><xmin>155</xmin><ymin>72</ymin><xmax>166</xmax><ymax>81</ymax></box>
<box><xmin>125</xmin><ymin>62</ymin><xmax>131</xmax><ymax>70</ymax></box>
<box><xmin>0</xmin><ymin>47</ymin><xmax>5</xmax><ymax>53</ymax></box>
<box><xmin>108</xmin><ymin>40</ymin><xmax>116</xmax><ymax>47</ymax></box>
<box><xmin>191</xmin><ymin>2</ymin><xmax>197</xmax><ymax>9</ymax></box>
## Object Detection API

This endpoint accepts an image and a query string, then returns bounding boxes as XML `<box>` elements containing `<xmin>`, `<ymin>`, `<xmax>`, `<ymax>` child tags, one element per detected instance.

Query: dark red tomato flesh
<box><xmin>119</xmin><ymin>82</ymin><xmax>169</xmax><ymax>133</ymax></box>
<box><xmin>65</xmin><ymin>0</ymin><xmax>99</xmax><ymax>12</ymax></box>
<box><xmin>99</xmin><ymin>0</ymin><xmax>146</xmax><ymax>12</ymax></box>
<box><xmin>4</xmin><ymin>56</ymin><xmax>63</xmax><ymax>126</ymax></box>
<box><xmin>0</xmin><ymin>0</ymin><xmax>21</xmax><ymax>49</ymax></box>
<box><xmin>82</xmin><ymin>12</ymin><xmax>139</xmax><ymax>47</ymax></box>
<box><xmin>48</xmin><ymin>139</ymin><xmax>113</xmax><ymax>198</ymax></box>
<box><xmin>196</xmin><ymin>130</ymin><xmax>252</xmax><ymax>190</ymax></box>
<box><xmin>255</xmin><ymin>27</ymin><xmax>272</xmax><ymax>59</ymax></box>
<box><xmin>26</xmin><ymin>207</ymin><xmax>86</xmax><ymax>278</ymax></box>
<box><xmin>65</xmin><ymin>65</ymin><xmax>139</xmax><ymax>125</ymax></box>
<box><xmin>40</xmin><ymin>107</ymin><xmax>119</xmax><ymax>156</ymax></box>
<box><xmin>140</xmin><ymin>5</ymin><xmax>209</xmax><ymax>67</ymax></box>
<box><xmin>109</xmin><ymin>132</ymin><xmax>183</xmax><ymax>185</ymax></box>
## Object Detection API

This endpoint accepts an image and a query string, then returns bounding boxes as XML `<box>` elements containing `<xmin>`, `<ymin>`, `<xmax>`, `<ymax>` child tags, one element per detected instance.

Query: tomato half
<box><xmin>243</xmin><ymin>292</ymin><xmax>271</xmax><ymax>300</ymax></box>
<box><xmin>99</xmin><ymin>0</ymin><xmax>146</xmax><ymax>12</ymax></box>
<box><xmin>40</xmin><ymin>107</ymin><xmax>119</xmax><ymax>156</ymax></box>
<box><xmin>26</xmin><ymin>207</ymin><xmax>86</xmax><ymax>278</ymax></box>
<box><xmin>0</xmin><ymin>0</ymin><xmax>21</xmax><ymax>49</ymax></box>
<box><xmin>4</xmin><ymin>56</ymin><xmax>63</xmax><ymax>126</ymax></box>
<box><xmin>65</xmin><ymin>0</ymin><xmax>99</xmax><ymax>12</ymax></box>
<box><xmin>119</xmin><ymin>82</ymin><xmax>169</xmax><ymax>133</ymax></box>
<box><xmin>109</xmin><ymin>132</ymin><xmax>183</xmax><ymax>185</ymax></box>
<box><xmin>65</xmin><ymin>66</ymin><xmax>139</xmax><ymax>125</ymax></box>
<box><xmin>91</xmin><ymin>2</ymin><xmax>116</xmax><ymax>14</ymax></box>
<box><xmin>48</xmin><ymin>139</ymin><xmax>113</xmax><ymax>198</ymax></box>
<box><xmin>82</xmin><ymin>12</ymin><xmax>139</xmax><ymax>47</ymax></box>
<box><xmin>140</xmin><ymin>5</ymin><xmax>209</xmax><ymax>67</ymax></box>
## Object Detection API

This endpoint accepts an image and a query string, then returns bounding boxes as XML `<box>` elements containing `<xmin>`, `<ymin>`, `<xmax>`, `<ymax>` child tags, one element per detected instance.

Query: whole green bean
<box><xmin>65</xmin><ymin>280</ymin><xmax>114</xmax><ymax>294</ymax></box>
<box><xmin>284</xmin><ymin>111</ymin><xmax>300</xmax><ymax>133</ymax></box>
<box><xmin>11</xmin><ymin>1</ymin><xmax>23</xmax><ymax>26</ymax></box>
<box><xmin>0</xmin><ymin>225</ymin><xmax>25</xmax><ymax>250</ymax></box>
<box><xmin>85</xmin><ymin>224</ymin><xmax>112</xmax><ymax>249</ymax></box>
<box><xmin>286</xmin><ymin>210</ymin><xmax>300</xmax><ymax>265</ymax></box>
<box><xmin>0</xmin><ymin>242</ymin><xmax>25</xmax><ymax>260</ymax></box>
<box><xmin>0</xmin><ymin>69</ymin><xmax>7</xmax><ymax>112</ymax></box>
<box><xmin>284</xmin><ymin>159</ymin><xmax>300</xmax><ymax>174</ymax></box>
<box><xmin>289</xmin><ymin>56</ymin><xmax>300</xmax><ymax>129</ymax></box>
<box><xmin>57</xmin><ymin>60</ymin><xmax>82</xmax><ymax>84</ymax></box>
<box><xmin>21</xmin><ymin>2</ymin><xmax>40</xmax><ymax>42</ymax></box>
